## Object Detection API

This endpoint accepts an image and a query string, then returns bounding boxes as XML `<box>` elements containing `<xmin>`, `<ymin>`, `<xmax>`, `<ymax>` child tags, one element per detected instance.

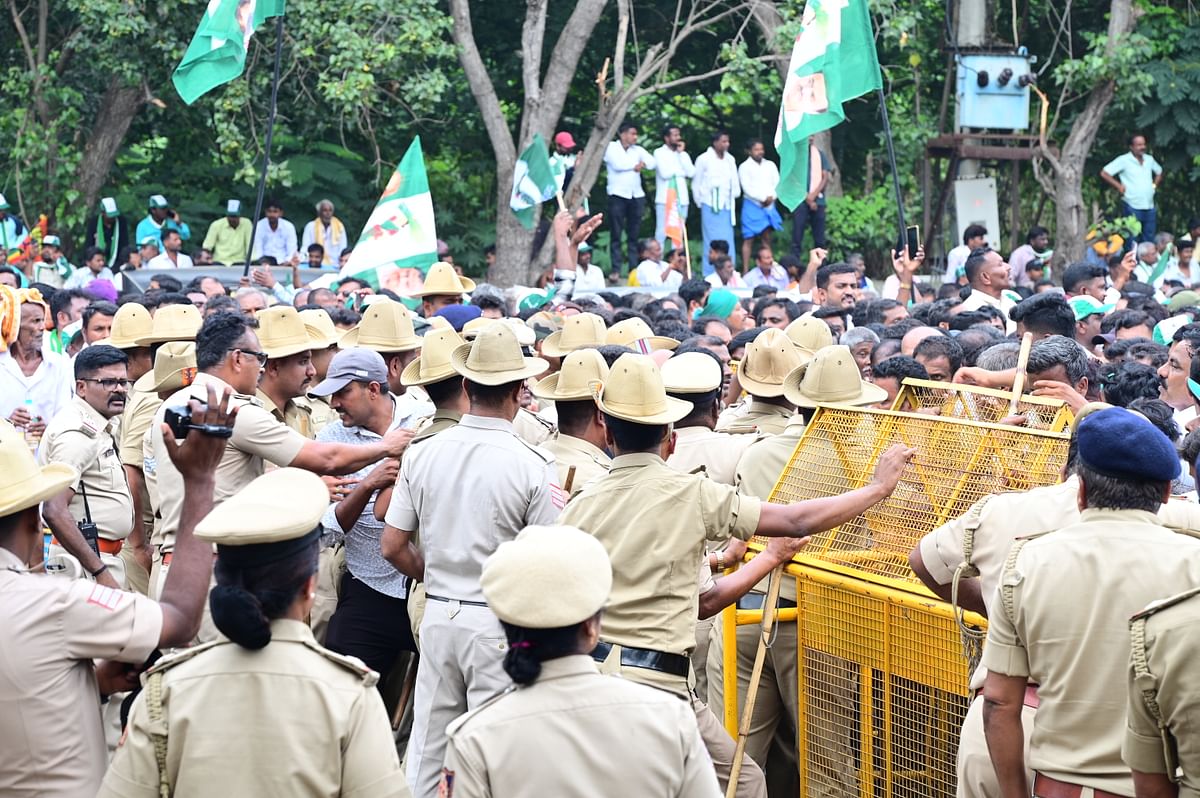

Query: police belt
<box><xmin>51</xmin><ymin>536</ymin><xmax>122</xmax><ymax>555</ymax></box>
<box><xmin>589</xmin><ymin>641</ymin><xmax>690</xmax><ymax>678</ymax></box>
<box><xmin>735</xmin><ymin>593</ymin><xmax>797</xmax><ymax>611</ymax></box>
<box><xmin>425</xmin><ymin>593</ymin><xmax>489</xmax><ymax>607</ymax></box>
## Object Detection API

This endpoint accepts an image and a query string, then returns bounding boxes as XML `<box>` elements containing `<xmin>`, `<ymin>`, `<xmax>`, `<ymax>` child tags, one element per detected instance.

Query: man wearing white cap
<box><xmin>302</xmin><ymin>199</ymin><xmax>347</xmax><ymax>267</ymax></box>
<box><xmin>381</xmin><ymin>321</ymin><xmax>561</xmax><ymax>798</ymax></box>
<box><xmin>0</xmin><ymin>193</ymin><xmax>28</xmax><ymax>257</ymax></box>
<box><xmin>34</xmin><ymin>234</ymin><xmax>76</xmax><ymax>288</ymax></box>
<box><xmin>202</xmin><ymin>199</ymin><xmax>252</xmax><ymax>265</ymax></box>
<box><xmin>135</xmin><ymin>194</ymin><xmax>190</xmax><ymax>249</ymax></box>
<box><xmin>84</xmin><ymin>197</ymin><xmax>130</xmax><ymax>267</ymax></box>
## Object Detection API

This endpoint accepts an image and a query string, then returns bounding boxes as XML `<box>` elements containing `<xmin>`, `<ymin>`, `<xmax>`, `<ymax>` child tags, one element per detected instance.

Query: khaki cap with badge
<box><xmin>338</xmin><ymin>298</ymin><xmax>421</xmax><ymax>352</ymax></box>
<box><xmin>299</xmin><ymin>308</ymin><xmax>340</xmax><ymax>349</ymax></box>
<box><xmin>532</xmin><ymin>349</ymin><xmax>609</xmax><ymax>402</ymax></box>
<box><xmin>605</xmin><ymin>317</ymin><xmax>679</xmax><ymax>353</ymax></box>
<box><xmin>591</xmin><ymin>353</ymin><xmax>692</xmax><ymax>425</ymax></box>
<box><xmin>784</xmin><ymin>315</ymin><xmax>833</xmax><ymax>354</ymax></box>
<box><xmin>450</xmin><ymin>322</ymin><xmax>548</xmax><ymax>386</ymax></box>
<box><xmin>739</xmin><ymin>327</ymin><xmax>811</xmax><ymax>398</ymax></box>
<box><xmin>661</xmin><ymin>352</ymin><xmax>723</xmax><ymax>395</ymax></box>
<box><xmin>482</xmin><ymin>524</ymin><xmax>613</xmax><ymax>627</ymax></box>
<box><xmin>402</xmin><ymin>328</ymin><xmax>467</xmax><ymax>387</ymax></box>
<box><xmin>134</xmin><ymin>341</ymin><xmax>197</xmax><ymax>394</ymax></box>
<box><xmin>410</xmin><ymin>262</ymin><xmax>476</xmax><ymax>298</ymax></box>
<box><xmin>0</xmin><ymin>432</ymin><xmax>77</xmax><ymax>518</ymax></box>
<box><xmin>105</xmin><ymin>303</ymin><xmax>153</xmax><ymax>349</ymax></box>
<box><xmin>783</xmin><ymin>344</ymin><xmax>888</xmax><ymax>408</ymax></box>
<box><xmin>255</xmin><ymin>306</ymin><xmax>314</xmax><ymax>360</ymax></box>
<box><xmin>541</xmin><ymin>313</ymin><xmax>608</xmax><ymax>358</ymax></box>
<box><xmin>195</xmin><ymin>467</ymin><xmax>328</xmax><ymax>548</ymax></box>
<box><xmin>135</xmin><ymin>303</ymin><xmax>203</xmax><ymax>346</ymax></box>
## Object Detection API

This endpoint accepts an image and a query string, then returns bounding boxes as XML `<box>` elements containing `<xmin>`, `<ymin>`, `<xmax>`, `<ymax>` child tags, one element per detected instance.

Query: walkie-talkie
<box><xmin>77</xmin><ymin>481</ymin><xmax>100</xmax><ymax>558</ymax></box>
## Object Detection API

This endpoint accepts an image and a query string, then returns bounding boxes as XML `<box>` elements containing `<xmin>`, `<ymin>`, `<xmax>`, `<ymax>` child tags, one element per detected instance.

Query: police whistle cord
<box><xmin>726</xmin><ymin>561</ymin><xmax>786</xmax><ymax>798</ymax></box>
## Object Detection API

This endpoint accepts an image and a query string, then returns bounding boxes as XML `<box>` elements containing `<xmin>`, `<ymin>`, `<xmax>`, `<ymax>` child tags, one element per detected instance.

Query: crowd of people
<box><xmin>2</xmin><ymin>127</ymin><xmax>1200</xmax><ymax>798</ymax></box>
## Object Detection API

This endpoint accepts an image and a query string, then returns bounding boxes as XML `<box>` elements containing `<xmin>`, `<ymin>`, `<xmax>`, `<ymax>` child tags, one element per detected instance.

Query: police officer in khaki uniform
<box><xmin>99</xmin><ymin>468</ymin><xmax>410</xmax><ymax>798</ymax></box>
<box><xmin>296</xmin><ymin>307</ymin><xmax>341</xmax><ymax>435</ymax></box>
<box><xmin>540</xmin><ymin>312</ymin><xmax>608</xmax><ymax>359</ymax></box>
<box><xmin>135</xmin><ymin>342</ymin><xmax>198</xmax><ymax>538</ymax></box>
<box><xmin>711</xmin><ymin>344</ymin><xmax>887</xmax><ymax>793</ymax></box>
<box><xmin>116</xmin><ymin>302</ymin><xmax>199</xmax><ymax>595</ymax></box>
<box><xmin>558</xmin><ymin>352</ymin><xmax>914</xmax><ymax>798</ymax></box>
<box><xmin>983</xmin><ymin>408</ymin><xmax>1200</xmax><ymax>798</ymax></box>
<box><xmin>531</xmin><ymin>348</ymin><xmax>612</xmax><ymax>496</ymax></box>
<box><xmin>255</xmin><ymin>306</ymin><xmax>318</xmax><ymax>438</ymax></box>
<box><xmin>411</xmin><ymin>260</ymin><xmax>474</xmax><ymax>319</ymax></box>
<box><xmin>605</xmin><ymin>316</ymin><xmax>679</xmax><ymax>353</ymax></box>
<box><xmin>0</xmin><ymin>387</ymin><xmax>229</xmax><ymax>797</ymax></box>
<box><xmin>149</xmin><ymin>312</ymin><xmax>413</xmax><ymax>601</ymax></box>
<box><xmin>381</xmin><ymin>322</ymin><xmax>561</xmax><ymax>798</ymax></box>
<box><xmin>40</xmin><ymin>345</ymin><xmax>137</xmax><ymax>589</ymax></box>
<box><xmin>663</xmin><ymin>351</ymin><xmax>756</xmax><ymax>485</ymax></box>
<box><xmin>716</xmin><ymin>328</ymin><xmax>809</xmax><ymax>434</ymax></box>
<box><xmin>1124</xmin><ymin>587</ymin><xmax>1200</xmax><ymax>797</ymax></box>
<box><xmin>440</xmin><ymin>524</ymin><xmax>722</xmax><ymax>798</ymax></box>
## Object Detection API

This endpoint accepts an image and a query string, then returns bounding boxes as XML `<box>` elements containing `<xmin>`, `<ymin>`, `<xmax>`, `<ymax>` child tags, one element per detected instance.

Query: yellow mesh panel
<box><xmin>765</xmin><ymin>404</ymin><xmax>1069</xmax><ymax>589</ymax></box>
<box><xmin>892</xmin><ymin>378</ymin><xmax>1074</xmax><ymax>432</ymax></box>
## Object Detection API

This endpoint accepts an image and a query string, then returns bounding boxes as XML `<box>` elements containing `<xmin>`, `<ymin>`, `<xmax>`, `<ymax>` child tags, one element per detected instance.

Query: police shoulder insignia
<box><xmin>438</xmin><ymin>768</ymin><xmax>454</xmax><ymax>798</ymax></box>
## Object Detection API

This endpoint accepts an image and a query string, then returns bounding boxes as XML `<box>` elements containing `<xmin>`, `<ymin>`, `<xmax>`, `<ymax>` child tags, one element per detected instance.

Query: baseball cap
<box><xmin>42</xmin><ymin>235</ymin><xmax>61</xmax><ymax>248</ymax></box>
<box><xmin>554</xmin><ymin>131</ymin><xmax>576</xmax><ymax>149</ymax></box>
<box><xmin>148</xmin><ymin>194</ymin><xmax>169</xmax><ymax>209</ymax></box>
<box><xmin>139</xmin><ymin>236</ymin><xmax>159</xmax><ymax>248</ymax></box>
<box><xmin>1068</xmin><ymin>295</ymin><xmax>1114</xmax><ymax>321</ymax></box>
<box><xmin>226</xmin><ymin>199</ymin><xmax>242</xmax><ymax>216</ymax></box>
<box><xmin>309</xmin><ymin>348</ymin><xmax>389</xmax><ymax>396</ymax></box>
<box><xmin>100</xmin><ymin>197</ymin><xmax>119</xmax><ymax>218</ymax></box>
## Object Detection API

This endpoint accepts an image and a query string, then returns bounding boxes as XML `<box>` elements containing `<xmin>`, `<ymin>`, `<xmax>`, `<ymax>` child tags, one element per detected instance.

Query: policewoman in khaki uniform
<box><xmin>531</xmin><ymin>348</ymin><xmax>612</xmax><ymax>496</ymax></box>
<box><xmin>98</xmin><ymin>468</ymin><xmax>410</xmax><ymax>798</ymax></box>
<box><xmin>440</xmin><ymin>524</ymin><xmax>721</xmax><ymax>798</ymax></box>
<box><xmin>982</xmin><ymin>408</ymin><xmax>1200</xmax><ymax>798</ymax></box>
<box><xmin>716</xmin><ymin>328</ymin><xmax>808</xmax><ymax>434</ymax></box>
<box><xmin>558</xmin><ymin>352</ymin><xmax>914</xmax><ymax>797</ymax></box>
<box><xmin>40</xmin><ymin>345</ymin><xmax>137</xmax><ymax>589</ymax></box>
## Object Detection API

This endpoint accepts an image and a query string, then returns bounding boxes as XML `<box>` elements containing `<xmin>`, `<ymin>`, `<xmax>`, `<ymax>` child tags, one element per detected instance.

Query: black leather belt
<box><xmin>736</xmin><ymin>593</ymin><xmax>797</xmax><ymax>610</ymax></box>
<box><xmin>425</xmin><ymin>593</ymin><xmax>489</xmax><ymax>607</ymax></box>
<box><xmin>590</xmin><ymin>641</ymin><xmax>689</xmax><ymax>678</ymax></box>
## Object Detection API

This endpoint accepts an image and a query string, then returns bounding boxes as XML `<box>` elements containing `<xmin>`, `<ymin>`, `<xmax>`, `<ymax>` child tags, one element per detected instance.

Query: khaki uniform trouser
<box><xmin>692</xmin><ymin>614</ymin><xmax>716</xmax><ymax>703</ymax></box>
<box><xmin>151</xmin><ymin>549</ymin><xmax>218</xmax><ymax>644</ymax></box>
<box><xmin>957</xmin><ymin>694</ymin><xmax>1035</xmax><ymax>798</ymax></box>
<box><xmin>408</xmin><ymin>583</ymin><xmax>426</xmax><ymax>651</ymax></box>
<box><xmin>310</xmin><ymin>544</ymin><xmax>346</xmax><ymax>645</ymax></box>
<box><xmin>118</xmin><ymin>544</ymin><xmax>151</xmax><ymax>596</ymax></box>
<box><xmin>45</xmin><ymin>541</ymin><xmax>129</xmax><ymax>590</ymax></box>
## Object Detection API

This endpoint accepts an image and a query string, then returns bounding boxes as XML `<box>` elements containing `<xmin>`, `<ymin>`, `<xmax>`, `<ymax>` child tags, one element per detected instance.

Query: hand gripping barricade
<box><xmin>722</xmin><ymin>379</ymin><xmax>1070</xmax><ymax>798</ymax></box>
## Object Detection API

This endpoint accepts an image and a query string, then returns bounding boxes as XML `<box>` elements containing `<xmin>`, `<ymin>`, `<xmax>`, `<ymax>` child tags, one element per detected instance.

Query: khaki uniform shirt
<box><xmin>411</xmin><ymin>409</ymin><xmax>462</xmax><ymax>445</ymax></box>
<box><xmin>558</xmin><ymin>453</ymin><xmax>762</xmax><ymax>687</ymax></box>
<box><xmin>667</xmin><ymin>425</ymin><xmax>756</xmax><ymax>486</ymax></box>
<box><xmin>1124</xmin><ymin>589</ymin><xmax>1200</xmax><ymax>795</ymax></box>
<box><xmin>98</xmin><ymin>620</ymin><xmax>408</xmax><ymax>798</ymax></box>
<box><xmin>442</xmin><ymin>656</ymin><xmax>721</xmax><ymax>798</ymax></box>
<box><xmin>119</xmin><ymin>388</ymin><xmax>160</xmax><ymax>469</ymax></box>
<box><xmin>540</xmin><ymin>433</ymin><xmax>611</xmax><ymax>496</ymax></box>
<box><xmin>0</xmin><ymin>547</ymin><xmax>162</xmax><ymax>797</ymax></box>
<box><xmin>152</xmin><ymin>372</ymin><xmax>308</xmax><ymax>551</ymax></box>
<box><xmin>981</xmin><ymin>509</ymin><xmax>1200</xmax><ymax>795</ymax></box>
<box><xmin>513</xmin><ymin>406</ymin><xmax>555</xmax><ymax>445</ymax></box>
<box><xmin>716</xmin><ymin>399</ymin><xmax>793</xmax><ymax>435</ymax></box>
<box><xmin>296</xmin><ymin>395</ymin><xmax>337</xmax><ymax>436</ymax></box>
<box><xmin>257</xmin><ymin>388</ymin><xmax>314</xmax><ymax>438</ymax></box>
<box><xmin>384</xmin><ymin>414</ymin><xmax>559</xmax><ymax>603</ymax></box>
<box><xmin>38</xmin><ymin>395</ymin><xmax>134</xmax><ymax>540</ymax></box>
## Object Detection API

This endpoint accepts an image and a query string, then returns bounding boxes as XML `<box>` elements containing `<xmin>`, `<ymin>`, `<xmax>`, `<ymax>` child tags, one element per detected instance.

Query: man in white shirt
<box><xmin>633</xmin><ymin>238</ymin><xmax>683</xmax><ymax>289</ymax></box>
<box><xmin>652</xmin><ymin>124</ymin><xmax>695</xmax><ymax>249</ymax></box>
<box><xmin>737</xmin><ymin>139</ymin><xmax>783</xmax><ymax>269</ymax></box>
<box><xmin>959</xmin><ymin>248</ymin><xmax>1018</xmax><ymax>333</ymax></box>
<box><xmin>573</xmin><ymin>244</ymin><xmax>607</xmax><ymax>294</ymax></box>
<box><xmin>692</xmin><ymin>130</ymin><xmax>741</xmax><ymax>276</ymax></box>
<box><xmin>706</xmin><ymin>255</ymin><xmax>745</xmax><ymax>289</ymax></box>
<box><xmin>251</xmin><ymin>197</ymin><xmax>299</xmax><ymax>264</ymax></box>
<box><xmin>145</xmin><ymin>228</ymin><xmax>195</xmax><ymax>270</ymax></box>
<box><xmin>300</xmin><ymin>199</ymin><xmax>347</xmax><ymax>267</ymax></box>
<box><xmin>63</xmin><ymin>248</ymin><xmax>118</xmax><ymax>291</ymax></box>
<box><xmin>945</xmin><ymin>224</ymin><xmax>987</xmax><ymax>285</ymax></box>
<box><xmin>604</xmin><ymin>122</ymin><xmax>655</xmax><ymax>279</ymax></box>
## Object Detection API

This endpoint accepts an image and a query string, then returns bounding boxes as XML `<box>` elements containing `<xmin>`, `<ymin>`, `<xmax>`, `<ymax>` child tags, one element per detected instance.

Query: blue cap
<box><xmin>1077</xmin><ymin>407</ymin><xmax>1181</xmax><ymax>483</ymax></box>
<box><xmin>432</xmin><ymin>303</ymin><xmax>482</xmax><ymax>332</ymax></box>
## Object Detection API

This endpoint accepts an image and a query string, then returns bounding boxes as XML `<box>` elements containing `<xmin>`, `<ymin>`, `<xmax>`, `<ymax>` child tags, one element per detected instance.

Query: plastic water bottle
<box><xmin>23</xmin><ymin>397</ymin><xmax>40</xmax><ymax>453</ymax></box>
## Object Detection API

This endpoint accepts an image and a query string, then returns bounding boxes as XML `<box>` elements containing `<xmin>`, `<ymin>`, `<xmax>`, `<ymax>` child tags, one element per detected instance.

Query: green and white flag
<box><xmin>510</xmin><ymin>133</ymin><xmax>558</xmax><ymax>230</ymax></box>
<box><xmin>775</xmin><ymin>0</ymin><xmax>882</xmax><ymax>209</ymax></box>
<box><xmin>340</xmin><ymin>137</ymin><xmax>438</xmax><ymax>291</ymax></box>
<box><xmin>173</xmin><ymin>0</ymin><xmax>285</xmax><ymax>105</ymax></box>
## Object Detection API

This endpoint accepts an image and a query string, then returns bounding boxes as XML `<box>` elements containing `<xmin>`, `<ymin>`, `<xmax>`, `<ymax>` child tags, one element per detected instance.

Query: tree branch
<box><xmin>538</xmin><ymin>0</ymin><xmax>609</xmax><ymax>140</ymax></box>
<box><xmin>8</xmin><ymin>0</ymin><xmax>36</xmax><ymax>75</ymax></box>
<box><xmin>613</xmin><ymin>0</ymin><xmax>630</xmax><ymax>90</ymax></box>
<box><xmin>519</xmin><ymin>0</ymin><xmax>547</xmax><ymax>145</ymax></box>
<box><xmin>448</xmin><ymin>0</ymin><xmax>516</xmax><ymax>164</ymax></box>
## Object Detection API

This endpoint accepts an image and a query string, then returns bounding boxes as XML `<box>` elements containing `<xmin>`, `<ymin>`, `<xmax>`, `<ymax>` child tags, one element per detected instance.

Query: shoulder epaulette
<box><xmin>146</xmin><ymin>638</ymin><xmax>228</xmax><ymax>674</ymax></box>
<box><xmin>300</xmin><ymin>637</ymin><xmax>379</xmax><ymax>686</ymax></box>
<box><xmin>1131</xmin><ymin>585</ymin><xmax>1200</xmax><ymax>622</ymax></box>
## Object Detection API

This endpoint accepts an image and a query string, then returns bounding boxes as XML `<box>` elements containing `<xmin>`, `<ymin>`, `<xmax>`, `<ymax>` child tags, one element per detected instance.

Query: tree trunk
<box><xmin>73</xmin><ymin>80</ymin><xmax>144</xmax><ymax>249</ymax></box>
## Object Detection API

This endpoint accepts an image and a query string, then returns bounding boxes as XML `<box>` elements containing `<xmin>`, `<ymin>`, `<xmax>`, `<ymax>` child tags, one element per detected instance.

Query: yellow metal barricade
<box><xmin>721</xmin><ymin>401</ymin><xmax>1069</xmax><ymax>796</ymax></box>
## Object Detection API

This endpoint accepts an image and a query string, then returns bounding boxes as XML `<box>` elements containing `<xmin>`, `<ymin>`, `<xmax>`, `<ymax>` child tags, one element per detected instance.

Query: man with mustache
<box><xmin>255</xmin><ymin>306</ymin><xmax>318</xmax><ymax>438</ymax></box>
<box><xmin>39</xmin><ymin>344</ymin><xmax>135</xmax><ymax>590</ymax></box>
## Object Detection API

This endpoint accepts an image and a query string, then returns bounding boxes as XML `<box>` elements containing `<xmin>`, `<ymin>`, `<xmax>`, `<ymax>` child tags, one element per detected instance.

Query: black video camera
<box><xmin>164</xmin><ymin>403</ymin><xmax>235</xmax><ymax>439</ymax></box>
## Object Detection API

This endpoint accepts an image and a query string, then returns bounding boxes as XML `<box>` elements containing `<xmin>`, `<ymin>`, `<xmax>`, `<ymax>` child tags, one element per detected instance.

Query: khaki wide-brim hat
<box><xmin>661</xmin><ymin>352</ymin><xmax>723</xmax><ymax>394</ymax></box>
<box><xmin>338</xmin><ymin>298</ymin><xmax>421</xmax><ymax>352</ymax></box>
<box><xmin>299</xmin><ymin>308</ymin><xmax>340</xmax><ymax>348</ymax></box>
<box><xmin>739</xmin><ymin>327</ymin><xmax>812</xmax><ymax>398</ymax></box>
<box><xmin>532</xmin><ymin>348</ymin><xmax>609</xmax><ymax>401</ymax></box>
<box><xmin>482</xmin><ymin>524</ymin><xmax>612</xmax><ymax>628</ymax></box>
<box><xmin>196</xmin><ymin>468</ymin><xmax>329</xmax><ymax>545</ymax></box>
<box><xmin>605</xmin><ymin>317</ymin><xmax>678</xmax><ymax>352</ymax></box>
<box><xmin>134</xmin><ymin>341</ymin><xmax>197</xmax><ymax>394</ymax></box>
<box><xmin>135</xmin><ymin>303</ymin><xmax>203</xmax><ymax>346</ymax></box>
<box><xmin>256</xmin><ymin>306</ymin><xmax>313</xmax><ymax>360</ymax></box>
<box><xmin>784</xmin><ymin>314</ymin><xmax>833</xmax><ymax>353</ymax></box>
<box><xmin>410</xmin><ymin>261</ymin><xmax>476</xmax><ymax>298</ymax></box>
<box><xmin>401</xmin><ymin>328</ymin><xmax>467</xmax><ymax>387</ymax></box>
<box><xmin>541</xmin><ymin>312</ymin><xmax>608</xmax><ymax>357</ymax></box>
<box><xmin>591</xmin><ymin>353</ymin><xmax>692</xmax><ymax>425</ymax></box>
<box><xmin>107</xmin><ymin>302</ymin><xmax>153</xmax><ymax>349</ymax></box>
<box><xmin>450</xmin><ymin>321</ymin><xmax>548</xmax><ymax>386</ymax></box>
<box><xmin>0</xmin><ymin>433</ymin><xmax>77</xmax><ymax>517</ymax></box>
<box><xmin>783</xmin><ymin>345</ymin><xmax>889</xmax><ymax>408</ymax></box>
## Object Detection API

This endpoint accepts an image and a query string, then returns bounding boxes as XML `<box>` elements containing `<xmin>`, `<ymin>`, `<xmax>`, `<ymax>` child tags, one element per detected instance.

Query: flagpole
<box><xmin>242</xmin><ymin>15</ymin><xmax>286</xmax><ymax>277</ymax></box>
<box><xmin>876</xmin><ymin>87</ymin><xmax>908</xmax><ymax>257</ymax></box>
